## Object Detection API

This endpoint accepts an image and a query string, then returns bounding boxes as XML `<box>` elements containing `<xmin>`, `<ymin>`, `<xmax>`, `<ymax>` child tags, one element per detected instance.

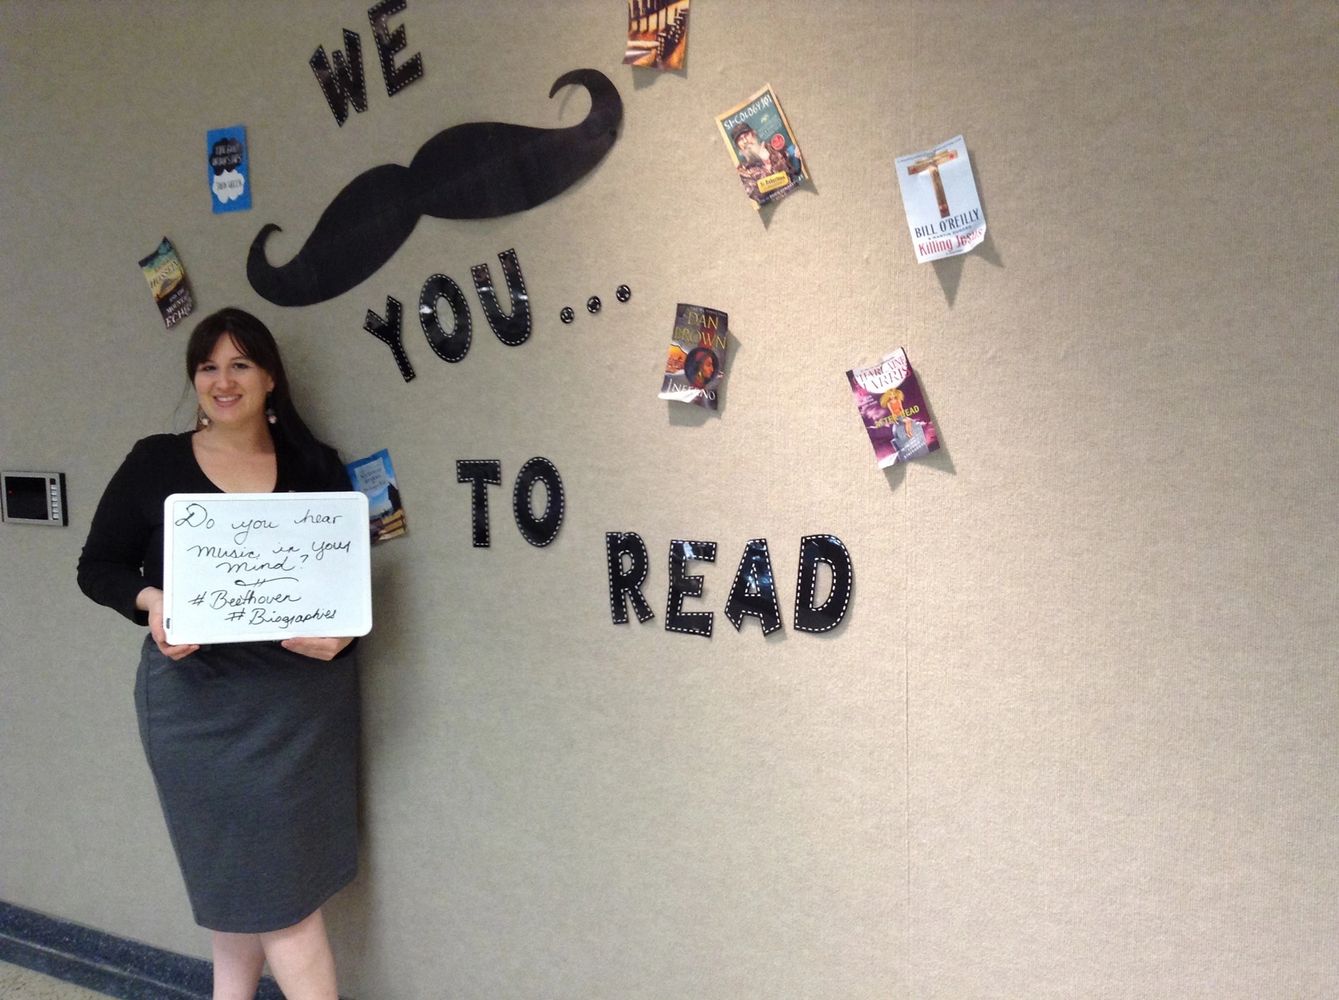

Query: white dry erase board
<box><xmin>163</xmin><ymin>492</ymin><xmax>372</xmax><ymax>644</ymax></box>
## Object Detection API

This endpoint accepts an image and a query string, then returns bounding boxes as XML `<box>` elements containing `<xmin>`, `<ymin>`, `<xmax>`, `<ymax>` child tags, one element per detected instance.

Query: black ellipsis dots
<box><xmin>562</xmin><ymin>286</ymin><xmax>628</xmax><ymax>324</ymax></box>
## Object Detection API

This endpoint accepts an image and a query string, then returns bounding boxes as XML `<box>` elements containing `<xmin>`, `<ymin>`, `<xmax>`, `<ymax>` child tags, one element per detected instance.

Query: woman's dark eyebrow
<box><xmin>196</xmin><ymin>354</ymin><xmax>252</xmax><ymax>367</ymax></box>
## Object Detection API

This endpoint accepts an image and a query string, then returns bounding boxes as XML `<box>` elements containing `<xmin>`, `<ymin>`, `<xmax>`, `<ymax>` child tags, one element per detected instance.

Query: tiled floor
<box><xmin>0</xmin><ymin>962</ymin><xmax>110</xmax><ymax>999</ymax></box>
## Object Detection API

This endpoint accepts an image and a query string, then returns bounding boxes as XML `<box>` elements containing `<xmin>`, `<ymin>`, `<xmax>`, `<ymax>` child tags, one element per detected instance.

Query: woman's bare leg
<box><xmin>260</xmin><ymin>908</ymin><xmax>338</xmax><ymax>1000</ymax></box>
<box><xmin>211</xmin><ymin>931</ymin><xmax>265</xmax><ymax>1000</ymax></box>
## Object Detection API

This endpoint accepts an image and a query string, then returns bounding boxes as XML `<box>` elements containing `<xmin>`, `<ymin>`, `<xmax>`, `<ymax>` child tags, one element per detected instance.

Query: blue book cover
<box><xmin>206</xmin><ymin>125</ymin><xmax>251</xmax><ymax>213</ymax></box>
<box><xmin>345</xmin><ymin>449</ymin><xmax>407</xmax><ymax>543</ymax></box>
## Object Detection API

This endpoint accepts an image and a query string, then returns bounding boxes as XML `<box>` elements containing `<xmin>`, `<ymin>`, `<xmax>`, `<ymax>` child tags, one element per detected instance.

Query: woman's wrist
<box><xmin>135</xmin><ymin>586</ymin><xmax>162</xmax><ymax>613</ymax></box>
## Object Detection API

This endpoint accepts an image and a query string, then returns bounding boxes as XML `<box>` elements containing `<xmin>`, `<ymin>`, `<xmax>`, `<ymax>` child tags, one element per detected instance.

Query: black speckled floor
<box><xmin>0</xmin><ymin>902</ymin><xmax>315</xmax><ymax>1000</ymax></box>
<box><xmin>0</xmin><ymin>961</ymin><xmax>111</xmax><ymax>998</ymax></box>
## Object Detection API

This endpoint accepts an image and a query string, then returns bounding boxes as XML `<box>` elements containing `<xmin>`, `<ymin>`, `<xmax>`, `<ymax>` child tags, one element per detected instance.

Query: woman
<box><xmin>684</xmin><ymin>345</ymin><xmax>718</xmax><ymax>389</ymax></box>
<box><xmin>78</xmin><ymin>307</ymin><xmax>361</xmax><ymax>1000</ymax></box>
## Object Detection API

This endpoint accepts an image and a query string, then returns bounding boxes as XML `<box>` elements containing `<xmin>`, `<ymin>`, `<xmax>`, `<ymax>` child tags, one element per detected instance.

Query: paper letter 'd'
<box><xmin>793</xmin><ymin>534</ymin><xmax>854</xmax><ymax>633</ymax></box>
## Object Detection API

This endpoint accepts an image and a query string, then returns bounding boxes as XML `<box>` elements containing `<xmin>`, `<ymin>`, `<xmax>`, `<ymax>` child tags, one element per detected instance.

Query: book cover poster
<box><xmin>206</xmin><ymin>125</ymin><xmax>251</xmax><ymax>214</ymax></box>
<box><xmin>346</xmin><ymin>449</ymin><xmax>407</xmax><ymax>543</ymax></box>
<box><xmin>715</xmin><ymin>84</ymin><xmax>806</xmax><ymax>210</ymax></box>
<box><xmin>846</xmin><ymin>348</ymin><xmax>939</xmax><ymax>468</ymax></box>
<box><xmin>894</xmin><ymin>134</ymin><xmax>985</xmax><ymax>263</ymax></box>
<box><xmin>623</xmin><ymin>1</ymin><xmax>690</xmax><ymax>71</ymax></box>
<box><xmin>659</xmin><ymin>303</ymin><xmax>728</xmax><ymax>409</ymax></box>
<box><xmin>138</xmin><ymin>237</ymin><xmax>195</xmax><ymax>329</ymax></box>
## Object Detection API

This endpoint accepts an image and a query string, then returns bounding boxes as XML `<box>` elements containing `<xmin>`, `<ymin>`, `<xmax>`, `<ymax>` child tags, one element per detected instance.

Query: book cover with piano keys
<box><xmin>623</xmin><ymin>0</ymin><xmax>690</xmax><ymax>71</ymax></box>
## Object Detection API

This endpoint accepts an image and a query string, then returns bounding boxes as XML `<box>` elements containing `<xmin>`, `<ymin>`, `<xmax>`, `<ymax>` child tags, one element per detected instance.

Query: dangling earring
<box><xmin>197</xmin><ymin>407</ymin><xmax>211</xmax><ymax>429</ymax></box>
<box><xmin>266</xmin><ymin>404</ymin><xmax>277</xmax><ymax>425</ymax></box>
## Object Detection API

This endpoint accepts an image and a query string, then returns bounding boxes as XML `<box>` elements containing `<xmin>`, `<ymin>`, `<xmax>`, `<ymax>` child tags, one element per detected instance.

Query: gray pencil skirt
<box><xmin>134</xmin><ymin>635</ymin><xmax>360</xmax><ymax>933</ymax></box>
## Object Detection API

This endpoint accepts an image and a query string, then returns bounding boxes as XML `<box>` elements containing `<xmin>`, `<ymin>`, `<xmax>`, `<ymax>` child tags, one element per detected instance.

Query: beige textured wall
<box><xmin>1</xmin><ymin>2</ymin><xmax>1335</xmax><ymax>998</ymax></box>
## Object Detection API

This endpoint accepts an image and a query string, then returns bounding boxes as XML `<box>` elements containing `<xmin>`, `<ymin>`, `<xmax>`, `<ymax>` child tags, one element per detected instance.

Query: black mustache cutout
<box><xmin>247</xmin><ymin>69</ymin><xmax>622</xmax><ymax>307</ymax></box>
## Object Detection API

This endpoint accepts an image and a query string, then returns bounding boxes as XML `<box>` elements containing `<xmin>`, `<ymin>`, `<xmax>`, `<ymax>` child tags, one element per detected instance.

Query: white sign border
<box><xmin>163</xmin><ymin>491</ymin><xmax>372</xmax><ymax>644</ymax></box>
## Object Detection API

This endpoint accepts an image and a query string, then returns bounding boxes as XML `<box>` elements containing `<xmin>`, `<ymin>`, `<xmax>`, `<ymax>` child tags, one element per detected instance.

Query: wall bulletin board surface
<box><xmin>1</xmin><ymin>2</ymin><xmax>1335</xmax><ymax>998</ymax></box>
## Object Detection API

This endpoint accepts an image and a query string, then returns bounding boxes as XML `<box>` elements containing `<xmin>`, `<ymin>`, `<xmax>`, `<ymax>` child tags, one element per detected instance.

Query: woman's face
<box><xmin>194</xmin><ymin>334</ymin><xmax>275</xmax><ymax>429</ymax></box>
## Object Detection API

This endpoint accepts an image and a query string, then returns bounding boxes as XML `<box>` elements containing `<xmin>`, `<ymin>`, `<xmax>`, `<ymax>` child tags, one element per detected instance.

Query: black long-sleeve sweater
<box><xmin>78</xmin><ymin>432</ymin><xmax>350</xmax><ymax>626</ymax></box>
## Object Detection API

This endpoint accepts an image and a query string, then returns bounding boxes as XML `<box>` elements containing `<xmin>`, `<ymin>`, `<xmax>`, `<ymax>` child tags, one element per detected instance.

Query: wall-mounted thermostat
<box><xmin>2</xmin><ymin>471</ymin><xmax>68</xmax><ymax>526</ymax></box>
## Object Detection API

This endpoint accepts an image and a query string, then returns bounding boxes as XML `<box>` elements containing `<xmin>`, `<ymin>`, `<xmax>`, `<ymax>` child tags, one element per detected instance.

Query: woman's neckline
<box><xmin>188</xmin><ymin>429</ymin><xmax>279</xmax><ymax>494</ymax></box>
